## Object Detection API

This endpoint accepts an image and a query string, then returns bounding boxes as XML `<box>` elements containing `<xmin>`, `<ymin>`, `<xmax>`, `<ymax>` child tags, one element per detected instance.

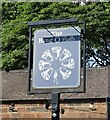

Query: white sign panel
<box><xmin>33</xmin><ymin>27</ymin><xmax>81</xmax><ymax>89</ymax></box>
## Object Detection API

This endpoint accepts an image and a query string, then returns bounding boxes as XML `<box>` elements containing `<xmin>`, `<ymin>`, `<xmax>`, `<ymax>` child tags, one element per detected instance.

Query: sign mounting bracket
<box><xmin>28</xmin><ymin>18</ymin><xmax>86</xmax><ymax>120</ymax></box>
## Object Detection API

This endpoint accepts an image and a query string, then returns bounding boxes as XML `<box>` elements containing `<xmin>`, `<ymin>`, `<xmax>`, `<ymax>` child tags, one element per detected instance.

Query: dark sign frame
<box><xmin>106</xmin><ymin>97</ymin><xmax>110</xmax><ymax>119</ymax></box>
<box><xmin>28</xmin><ymin>18</ymin><xmax>86</xmax><ymax>94</ymax></box>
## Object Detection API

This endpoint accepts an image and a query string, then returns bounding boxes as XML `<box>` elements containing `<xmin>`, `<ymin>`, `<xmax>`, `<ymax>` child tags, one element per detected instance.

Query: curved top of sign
<box><xmin>34</xmin><ymin>27</ymin><xmax>81</xmax><ymax>38</ymax></box>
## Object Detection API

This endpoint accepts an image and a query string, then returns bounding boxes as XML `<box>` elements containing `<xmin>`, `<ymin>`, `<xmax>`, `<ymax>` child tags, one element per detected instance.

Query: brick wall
<box><xmin>1</xmin><ymin>67</ymin><xmax>109</xmax><ymax>119</ymax></box>
<box><xmin>1</xmin><ymin>100</ymin><xmax>106</xmax><ymax>119</ymax></box>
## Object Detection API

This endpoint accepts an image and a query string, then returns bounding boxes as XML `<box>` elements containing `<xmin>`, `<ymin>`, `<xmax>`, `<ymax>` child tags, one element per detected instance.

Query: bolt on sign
<box><xmin>33</xmin><ymin>27</ymin><xmax>81</xmax><ymax>89</ymax></box>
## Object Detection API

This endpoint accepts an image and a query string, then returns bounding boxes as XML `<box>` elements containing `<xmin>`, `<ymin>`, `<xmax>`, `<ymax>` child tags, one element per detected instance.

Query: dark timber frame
<box><xmin>28</xmin><ymin>18</ymin><xmax>86</xmax><ymax>95</ymax></box>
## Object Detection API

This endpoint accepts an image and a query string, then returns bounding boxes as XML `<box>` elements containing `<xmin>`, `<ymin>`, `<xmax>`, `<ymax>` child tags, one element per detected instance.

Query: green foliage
<box><xmin>2</xmin><ymin>2</ymin><xmax>110</xmax><ymax>70</ymax></box>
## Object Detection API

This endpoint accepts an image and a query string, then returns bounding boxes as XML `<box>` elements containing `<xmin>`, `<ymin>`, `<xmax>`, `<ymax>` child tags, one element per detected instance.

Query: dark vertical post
<box><xmin>82</xmin><ymin>21</ymin><xmax>86</xmax><ymax>93</ymax></box>
<box><xmin>106</xmin><ymin>97</ymin><xmax>110</xmax><ymax>120</ymax></box>
<box><xmin>28</xmin><ymin>27</ymin><xmax>32</xmax><ymax>93</ymax></box>
<box><xmin>51</xmin><ymin>92</ymin><xmax>60</xmax><ymax>120</ymax></box>
<box><xmin>83</xmin><ymin>35</ymin><xmax>86</xmax><ymax>93</ymax></box>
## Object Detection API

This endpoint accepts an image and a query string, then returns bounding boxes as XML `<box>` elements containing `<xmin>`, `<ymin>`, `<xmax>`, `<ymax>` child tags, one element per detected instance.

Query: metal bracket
<box><xmin>51</xmin><ymin>92</ymin><xmax>60</xmax><ymax>120</ymax></box>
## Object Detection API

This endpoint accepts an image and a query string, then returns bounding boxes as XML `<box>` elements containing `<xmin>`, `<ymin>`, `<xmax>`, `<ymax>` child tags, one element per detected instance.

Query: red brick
<box><xmin>60</xmin><ymin>103</ymin><xmax>67</xmax><ymax>107</ymax></box>
<box><xmin>22</xmin><ymin>113</ymin><xmax>34</xmax><ymax>118</ymax></box>
<box><xmin>2</xmin><ymin>107</ymin><xmax>8</xmax><ymax>113</ymax></box>
<box><xmin>31</xmin><ymin>104</ymin><xmax>39</xmax><ymax>107</ymax></box>
<box><xmin>96</xmin><ymin>106</ymin><xmax>106</xmax><ymax>113</ymax></box>
<box><xmin>38</xmin><ymin>104</ymin><xmax>44</xmax><ymax>107</ymax></box>
<box><xmin>25</xmin><ymin>106</ymin><xmax>48</xmax><ymax>112</ymax></box>
<box><xmin>17</xmin><ymin>107</ymin><xmax>26</xmax><ymax>112</ymax></box>
<box><xmin>2</xmin><ymin>104</ymin><xmax>8</xmax><ymax>107</ymax></box>
<box><xmin>10</xmin><ymin>113</ymin><xmax>23</xmax><ymax>118</ymax></box>
<box><xmin>61</xmin><ymin>112</ymin><xmax>80</xmax><ymax>118</ymax></box>
<box><xmin>0</xmin><ymin>109</ymin><xmax>1</xmax><ymax>114</ymax></box>
<box><xmin>1</xmin><ymin>113</ymin><xmax>10</xmax><ymax>118</ymax></box>
<box><xmin>0</xmin><ymin>114</ymin><xmax>2</xmax><ymax>118</ymax></box>
<box><xmin>34</xmin><ymin>112</ymin><xmax>51</xmax><ymax>118</ymax></box>
<box><xmin>34</xmin><ymin>113</ymin><xmax>43</xmax><ymax>118</ymax></box>
<box><xmin>15</xmin><ymin>104</ymin><xmax>23</xmax><ymax>107</ymax></box>
<box><xmin>88</xmin><ymin>112</ymin><xmax>106</xmax><ymax>118</ymax></box>
<box><xmin>23</xmin><ymin>104</ymin><xmax>32</xmax><ymax>107</ymax></box>
<box><xmin>79</xmin><ymin>112</ymin><xmax>89</xmax><ymax>118</ymax></box>
<box><xmin>61</xmin><ymin>106</ymin><xmax>69</xmax><ymax>112</ymax></box>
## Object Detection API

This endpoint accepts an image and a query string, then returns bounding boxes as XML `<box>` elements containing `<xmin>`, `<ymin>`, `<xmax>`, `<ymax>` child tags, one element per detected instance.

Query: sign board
<box><xmin>33</xmin><ymin>27</ymin><xmax>81</xmax><ymax>89</ymax></box>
